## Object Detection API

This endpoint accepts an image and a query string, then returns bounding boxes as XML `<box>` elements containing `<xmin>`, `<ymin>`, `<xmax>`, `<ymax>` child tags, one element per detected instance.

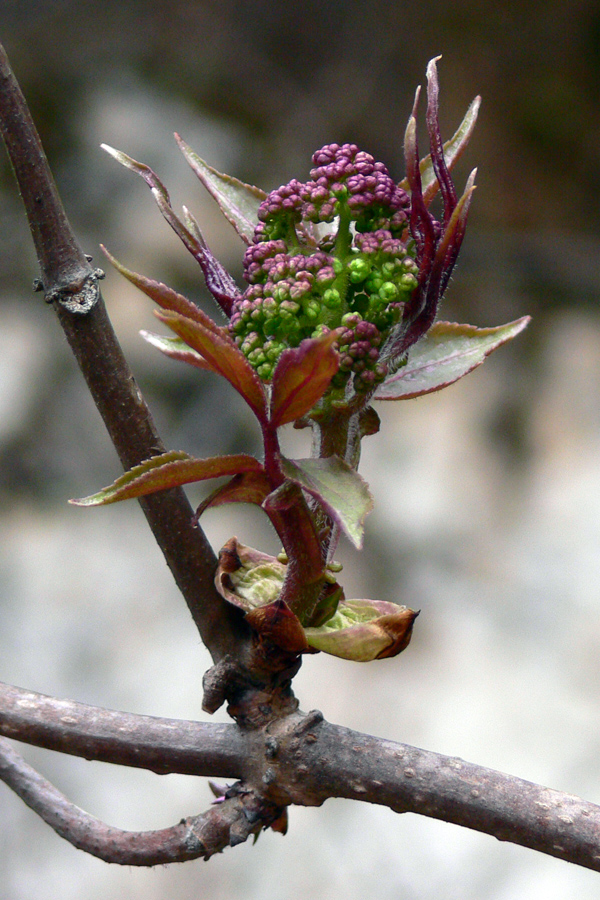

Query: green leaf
<box><xmin>70</xmin><ymin>451</ymin><xmax>264</xmax><ymax>506</ymax></box>
<box><xmin>279</xmin><ymin>456</ymin><xmax>373</xmax><ymax>549</ymax></box>
<box><xmin>270</xmin><ymin>332</ymin><xmax>340</xmax><ymax>428</ymax></box>
<box><xmin>304</xmin><ymin>599</ymin><xmax>418</xmax><ymax>661</ymax></box>
<box><xmin>375</xmin><ymin>317</ymin><xmax>530</xmax><ymax>401</ymax></box>
<box><xmin>399</xmin><ymin>94</ymin><xmax>481</xmax><ymax>205</ymax></box>
<box><xmin>175</xmin><ymin>134</ymin><xmax>266</xmax><ymax>245</ymax></box>
<box><xmin>155</xmin><ymin>309</ymin><xmax>268</xmax><ymax>422</ymax></box>
<box><xmin>140</xmin><ymin>331</ymin><xmax>212</xmax><ymax>372</ymax></box>
<box><xmin>215</xmin><ymin>538</ymin><xmax>286</xmax><ymax>611</ymax></box>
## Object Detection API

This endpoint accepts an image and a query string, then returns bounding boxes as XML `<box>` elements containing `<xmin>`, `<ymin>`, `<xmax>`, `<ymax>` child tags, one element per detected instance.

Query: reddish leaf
<box><xmin>155</xmin><ymin>309</ymin><xmax>268</xmax><ymax>422</ymax></box>
<box><xmin>194</xmin><ymin>470</ymin><xmax>272</xmax><ymax>521</ymax></box>
<box><xmin>398</xmin><ymin>80</ymin><xmax>481</xmax><ymax>206</ymax></box>
<box><xmin>70</xmin><ymin>451</ymin><xmax>264</xmax><ymax>506</ymax></box>
<box><xmin>102</xmin><ymin>249</ymin><xmax>223</xmax><ymax>331</ymax></box>
<box><xmin>101</xmin><ymin>145</ymin><xmax>240</xmax><ymax>315</ymax></box>
<box><xmin>245</xmin><ymin>599</ymin><xmax>309</xmax><ymax>653</ymax></box>
<box><xmin>270</xmin><ymin>332</ymin><xmax>341</xmax><ymax>428</ymax></box>
<box><xmin>375</xmin><ymin>317</ymin><xmax>530</xmax><ymax>401</ymax></box>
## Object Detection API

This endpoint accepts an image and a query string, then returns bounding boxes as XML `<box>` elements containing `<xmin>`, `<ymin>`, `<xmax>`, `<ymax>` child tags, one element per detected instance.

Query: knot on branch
<box><xmin>202</xmin><ymin>649</ymin><xmax>301</xmax><ymax>728</ymax></box>
<box><xmin>38</xmin><ymin>264</ymin><xmax>105</xmax><ymax>314</ymax></box>
<box><xmin>184</xmin><ymin>782</ymin><xmax>287</xmax><ymax>859</ymax></box>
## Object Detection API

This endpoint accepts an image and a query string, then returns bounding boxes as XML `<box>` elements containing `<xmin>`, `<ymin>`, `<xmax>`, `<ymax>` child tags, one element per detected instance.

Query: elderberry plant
<box><xmin>72</xmin><ymin>59</ymin><xmax>528</xmax><ymax>664</ymax></box>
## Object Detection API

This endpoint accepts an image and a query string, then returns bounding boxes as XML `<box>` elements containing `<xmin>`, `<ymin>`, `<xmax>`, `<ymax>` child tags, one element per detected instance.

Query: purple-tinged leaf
<box><xmin>140</xmin><ymin>331</ymin><xmax>212</xmax><ymax>372</ymax></box>
<box><xmin>70</xmin><ymin>451</ymin><xmax>264</xmax><ymax>507</ymax></box>
<box><xmin>270</xmin><ymin>332</ymin><xmax>340</xmax><ymax>428</ymax></box>
<box><xmin>101</xmin><ymin>144</ymin><xmax>241</xmax><ymax>315</ymax></box>
<box><xmin>425</xmin><ymin>57</ymin><xmax>457</xmax><ymax>228</ymax></box>
<box><xmin>175</xmin><ymin>134</ymin><xmax>266</xmax><ymax>245</ymax></box>
<box><xmin>385</xmin><ymin>168</ymin><xmax>477</xmax><ymax>361</ymax></box>
<box><xmin>375</xmin><ymin>317</ymin><xmax>531</xmax><ymax>401</ymax></box>
<box><xmin>194</xmin><ymin>470</ymin><xmax>272</xmax><ymax>521</ymax></box>
<box><xmin>404</xmin><ymin>101</ymin><xmax>437</xmax><ymax>274</ymax></box>
<box><xmin>399</xmin><ymin>89</ymin><xmax>481</xmax><ymax>206</ymax></box>
<box><xmin>279</xmin><ymin>456</ymin><xmax>373</xmax><ymax>549</ymax></box>
<box><xmin>304</xmin><ymin>599</ymin><xmax>418</xmax><ymax>661</ymax></box>
<box><xmin>155</xmin><ymin>309</ymin><xmax>268</xmax><ymax>422</ymax></box>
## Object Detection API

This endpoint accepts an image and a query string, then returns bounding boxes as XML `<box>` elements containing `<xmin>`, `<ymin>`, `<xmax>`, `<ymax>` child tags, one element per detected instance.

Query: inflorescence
<box><xmin>229</xmin><ymin>143</ymin><xmax>420</xmax><ymax>391</ymax></box>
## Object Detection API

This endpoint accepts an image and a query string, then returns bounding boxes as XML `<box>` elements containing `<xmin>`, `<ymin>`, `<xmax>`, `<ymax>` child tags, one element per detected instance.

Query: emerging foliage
<box><xmin>81</xmin><ymin>59</ymin><xmax>528</xmax><ymax>662</ymax></box>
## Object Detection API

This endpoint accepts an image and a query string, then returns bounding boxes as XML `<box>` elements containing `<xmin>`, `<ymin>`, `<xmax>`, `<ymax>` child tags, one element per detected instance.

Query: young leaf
<box><xmin>101</xmin><ymin>146</ymin><xmax>240</xmax><ymax>315</ymax></box>
<box><xmin>155</xmin><ymin>309</ymin><xmax>268</xmax><ymax>423</ymax></box>
<box><xmin>70</xmin><ymin>451</ymin><xmax>264</xmax><ymax>506</ymax></box>
<box><xmin>399</xmin><ymin>93</ymin><xmax>481</xmax><ymax>206</ymax></box>
<box><xmin>175</xmin><ymin>134</ymin><xmax>266</xmax><ymax>245</ymax></box>
<box><xmin>375</xmin><ymin>317</ymin><xmax>530</xmax><ymax>401</ymax></box>
<box><xmin>245</xmin><ymin>599</ymin><xmax>309</xmax><ymax>653</ymax></box>
<box><xmin>140</xmin><ymin>331</ymin><xmax>212</xmax><ymax>372</ymax></box>
<box><xmin>304</xmin><ymin>599</ymin><xmax>418</xmax><ymax>661</ymax></box>
<box><xmin>279</xmin><ymin>456</ymin><xmax>373</xmax><ymax>549</ymax></box>
<box><xmin>193</xmin><ymin>470</ymin><xmax>272</xmax><ymax>521</ymax></box>
<box><xmin>102</xmin><ymin>248</ymin><xmax>222</xmax><ymax>330</ymax></box>
<box><xmin>214</xmin><ymin>538</ymin><xmax>287</xmax><ymax>611</ymax></box>
<box><xmin>270</xmin><ymin>332</ymin><xmax>340</xmax><ymax>428</ymax></box>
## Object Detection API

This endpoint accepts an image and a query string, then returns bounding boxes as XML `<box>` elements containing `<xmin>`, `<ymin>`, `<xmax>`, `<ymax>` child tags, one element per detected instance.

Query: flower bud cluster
<box><xmin>229</xmin><ymin>143</ymin><xmax>419</xmax><ymax>387</ymax></box>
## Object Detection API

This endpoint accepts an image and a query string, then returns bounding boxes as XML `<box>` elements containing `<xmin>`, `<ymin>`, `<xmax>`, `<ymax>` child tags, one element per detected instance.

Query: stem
<box><xmin>0</xmin><ymin>41</ymin><xmax>246</xmax><ymax>662</ymax></box>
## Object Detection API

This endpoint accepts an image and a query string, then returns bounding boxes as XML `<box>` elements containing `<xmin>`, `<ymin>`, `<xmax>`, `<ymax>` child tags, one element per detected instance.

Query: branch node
<box><xmin>44</xmin><ymin>266</ymin><xmax>105</xmax><ymax>314</ymax></box>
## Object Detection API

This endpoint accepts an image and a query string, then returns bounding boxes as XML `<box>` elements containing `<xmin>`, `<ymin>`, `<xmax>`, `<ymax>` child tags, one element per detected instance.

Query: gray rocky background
<box><xmin>1</xmin><ymin>1</ymin><xmax>600</xmax><ymax>897</ymax></box>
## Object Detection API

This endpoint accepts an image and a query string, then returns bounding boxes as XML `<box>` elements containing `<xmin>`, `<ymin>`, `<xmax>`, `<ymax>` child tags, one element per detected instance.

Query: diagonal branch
<box><xmin>0</xmin><ymin>41</ymin><xmax>247</xmax><ymax>663</ymax></box>
<box><xmin>0</xmin><ymin>737</ymin><xmax>279</xmax><ymax>865</ymax></box>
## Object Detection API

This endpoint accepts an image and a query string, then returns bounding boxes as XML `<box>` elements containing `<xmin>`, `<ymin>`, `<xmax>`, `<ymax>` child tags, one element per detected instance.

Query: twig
<box><xmin>0</xmin><ymin>737</ymin><xmax>276</xmax><ymax>865</ymax></box>
<box><xmin>0</xmin><ymin>41</ymin><xmax>246</xmax><ymax>662</ymax></box>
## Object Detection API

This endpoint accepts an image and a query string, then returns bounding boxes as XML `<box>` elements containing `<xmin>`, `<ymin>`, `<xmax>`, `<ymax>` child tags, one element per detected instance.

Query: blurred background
<box><xmin>1</xmin><ymin>1</ymin><xmax>600</xmax><ymax>897</ymax></box>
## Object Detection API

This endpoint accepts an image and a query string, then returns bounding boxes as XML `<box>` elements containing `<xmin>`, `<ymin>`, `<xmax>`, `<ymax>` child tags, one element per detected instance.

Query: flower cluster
<box><xmin>229</xmin><ymin>143</ymin><xmax>419</xmax><ymax>389</ymax></box>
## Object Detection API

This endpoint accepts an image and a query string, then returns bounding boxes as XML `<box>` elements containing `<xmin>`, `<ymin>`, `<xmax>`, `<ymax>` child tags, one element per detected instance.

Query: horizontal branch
<box><xmin>0</xmin><ymin>737</ymin><xmax>277</xmax><ymax>865</ymax></box>
<box><xmin>0</xmin><ymin>682</ymin><xmax>243</xmax><ymax>777</ymax></box>
<box><xmin>271</xmin><ymin>715</ymin><xmax>600</xmax><ymax>873</ymax></box>
<box><xmin>3</xmin><ymin>683</ymin><xmax>600</xmax><ymax>871</ymax></box>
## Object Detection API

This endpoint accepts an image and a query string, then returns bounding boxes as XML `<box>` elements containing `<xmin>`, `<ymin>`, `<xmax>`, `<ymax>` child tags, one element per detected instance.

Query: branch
<box><xmin>0</xmin><ymin>42</ymin><xmax>246</xmax><ymax>662</ymax></box>
<box><xmin>0</xmin><ymin>682</ymin><xmax>244</xmax><ymax>776</ymax></box>
<box><xmin>3</xmin><ymin>684</ymin><xmax>600</xmax><ymax>872</ymax></box>
<box><xmin>0</xmin><ymin>737</ymin><xmax>280</xmax><ymax>865</ymax></box>
<box><xmin>271</xmin><ymin>715</ymin><xmax>600</xmax><ymax>873</ymax></box>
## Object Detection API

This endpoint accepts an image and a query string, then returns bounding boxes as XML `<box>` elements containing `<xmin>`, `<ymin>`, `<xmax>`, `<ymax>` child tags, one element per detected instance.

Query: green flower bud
<box><xmin>348</xmin><ymin>257</ymin><xmax>371</xmax><ymax>283</ymax></box>
<box><xmin>378</xmin><ymin>281</ymin><xmax>399</xmax><ymax>302</ymax></box>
